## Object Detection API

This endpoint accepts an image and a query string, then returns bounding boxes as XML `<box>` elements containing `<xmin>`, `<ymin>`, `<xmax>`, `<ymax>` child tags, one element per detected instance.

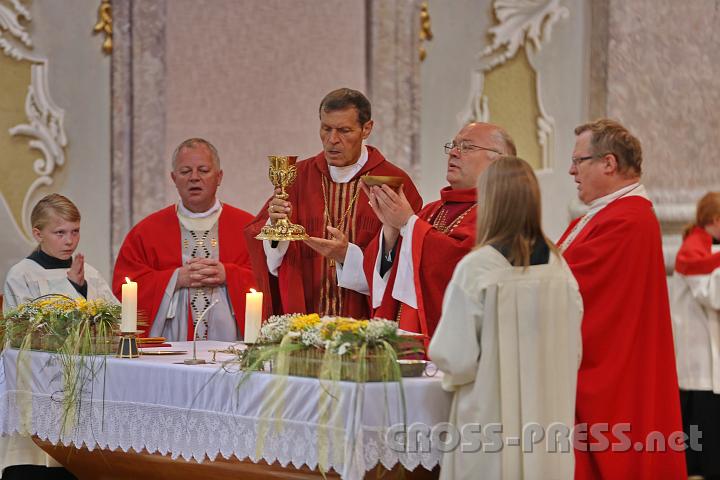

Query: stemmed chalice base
<box><xmin>255</xmin><ymin>155</ymin><xmax>308</xmax><ymax>242</ymax></box>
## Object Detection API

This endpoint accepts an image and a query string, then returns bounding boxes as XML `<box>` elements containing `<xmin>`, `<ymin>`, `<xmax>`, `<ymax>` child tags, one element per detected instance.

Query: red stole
<box><xmin>366</xmin><ymin>187</ymin><xmax>476</xmax><ymax>343</ymax></box>
<box><xmin>112</xmin><ymin>204</ymin><xmax>256</xmax><ymax>338</ymax></box>
<box><xmin>675</xmin><ymin>226</ymin><xmax>720</xmax><ymax>275</ymax></box>
<box><xmin>244</xmin><ymin>146</ymin><xmax>422</xmax><ymax>319</ymax></box>
<box><xmin>559</xmin><ymin>196</ymin><xmax>686</xmax><ymax>479</ymax></box>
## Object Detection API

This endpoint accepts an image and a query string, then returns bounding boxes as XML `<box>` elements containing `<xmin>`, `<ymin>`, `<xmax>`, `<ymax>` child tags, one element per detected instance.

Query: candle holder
<box><xmin>117</xmin><ymin>332</ymin><xmax>139</xmax><ymax>359</ymax></box>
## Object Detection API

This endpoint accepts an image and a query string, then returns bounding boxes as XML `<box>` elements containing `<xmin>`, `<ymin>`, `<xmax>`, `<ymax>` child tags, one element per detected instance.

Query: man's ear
<box><xmin>603</xmin><ymin>153</ymin><xmax>619</xmax><ymax>174</ymax></box>
<box><xmin>362</xmin><ymin>120</ymin><xmax>374</xmax><ymax>140</ymax></box>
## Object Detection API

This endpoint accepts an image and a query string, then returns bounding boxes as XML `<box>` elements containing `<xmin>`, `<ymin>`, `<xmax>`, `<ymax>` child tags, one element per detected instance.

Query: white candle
<box><xmin>121</xmin><ymin>277</ymin><xmax>137</xmax><ymax>333</ymax></box>
<box><xmin>244</xmin><ymin>289</ymin><xmax>263</xmax><ymax>343</ymax></box>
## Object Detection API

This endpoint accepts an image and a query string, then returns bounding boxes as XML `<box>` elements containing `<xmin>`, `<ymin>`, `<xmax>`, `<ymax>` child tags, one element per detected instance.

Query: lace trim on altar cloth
<box><xmin>0</xmin><ymin>391</ymin><xmax>440</xmax><ymax>480</ymax></box>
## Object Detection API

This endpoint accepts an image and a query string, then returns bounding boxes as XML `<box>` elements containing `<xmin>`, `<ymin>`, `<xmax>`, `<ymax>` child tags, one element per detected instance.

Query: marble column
<box><xmin>111</xmin><ymin>0</ymin><xmax>168</xmax><ymax>261</ymax></box>
<box><xmin>367</xmin><ymin>0</ymin><xmax>423</xmax><ymax>178</ymax></box>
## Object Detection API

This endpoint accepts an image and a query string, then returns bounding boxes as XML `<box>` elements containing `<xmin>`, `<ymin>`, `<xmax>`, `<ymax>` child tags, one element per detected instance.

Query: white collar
<box><xmin>177</xmin><ymin>198</ymin><xmax>221</xmax><ymax>218</ymax></box>
<box><xmin>328</xmin><ymin>145</ymin><xmax>368</xmax><ymax>183</ymax></box>
<box><xmin>559</xmin><ymin>182</ymin><xmax>648</xmax><ymax>253</ymax></box>
<box><xmin>586</xmin><ymin>182</ymin><xmax>647</xmax><ymax>213</ymax></box>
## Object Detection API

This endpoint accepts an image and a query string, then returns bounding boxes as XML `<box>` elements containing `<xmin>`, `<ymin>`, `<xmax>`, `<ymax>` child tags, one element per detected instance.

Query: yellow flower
<box><xmin>336</xmin><ymin>319</ymin><xmax>368</xmax><ymax>334</ymax></box>
<box><xmin>290</xmin><ymin>313</ymin><xmax>321</xmax><ymax>331</ymax></box>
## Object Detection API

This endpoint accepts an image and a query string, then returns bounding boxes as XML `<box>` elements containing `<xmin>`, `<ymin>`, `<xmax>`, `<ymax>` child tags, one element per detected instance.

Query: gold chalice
<box><xmin>255</xmin><ymin>155</ymin><xmax>309</xmax><ymax>241</ymax></box>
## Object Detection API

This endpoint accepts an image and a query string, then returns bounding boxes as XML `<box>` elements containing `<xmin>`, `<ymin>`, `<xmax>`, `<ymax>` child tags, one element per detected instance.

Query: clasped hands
<box><xmin>176</xmin><ymin>258</ymin><xmax>226</xmax><ymax>289</ymax></box>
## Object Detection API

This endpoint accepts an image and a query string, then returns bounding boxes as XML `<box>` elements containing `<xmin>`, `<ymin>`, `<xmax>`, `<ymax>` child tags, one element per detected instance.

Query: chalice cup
<box><xmin>255</xmin><ymin>155</ymin><xmax>309</xmax><ymax>241</ymax></box>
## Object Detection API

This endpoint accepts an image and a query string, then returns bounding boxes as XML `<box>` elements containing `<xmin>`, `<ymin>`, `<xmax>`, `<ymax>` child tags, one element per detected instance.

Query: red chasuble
<box><xmin>244</xmin><ymin>146</ymin><xmax>422</xmax><ymax>319</ymax></box>
<box><xmin>675</xmin><ymin>226</ymin><xmax>720</xmax><ymax>275</ymax></box>
<box><xmin>558</xmin><ymin>196</ymin><xmax>686</xmax><ymax>479</ymax></box>
<box><xmin>112</xmin><ymin>204</ymin><xmax>256</xmax><ymax>337</ymax></box>
<box><xmin>364</xmin><ymin>186</ymin><xmax>476</xmax><ymax>340</ymax></box>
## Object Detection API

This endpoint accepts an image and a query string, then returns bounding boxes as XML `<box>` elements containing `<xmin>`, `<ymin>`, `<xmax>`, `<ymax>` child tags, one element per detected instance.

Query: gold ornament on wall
<box><xmin>93</xmin><ymin>0</ymin><xmax>113</xmax><ymax>55</ymax></box>
<box><xmin>419</xmin><ymin>1</ymin><xmax>433</xmax><ymax>62</ymax></box>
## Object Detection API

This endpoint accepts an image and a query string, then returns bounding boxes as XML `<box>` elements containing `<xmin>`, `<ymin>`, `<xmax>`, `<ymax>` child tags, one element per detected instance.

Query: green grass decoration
<box><xmin>232</xmin><ymin>314</ymin><xmax>420</xmax><ymax>477</ymax></box>
<box><xmin>1</xmin><ymin>294</ymin><xmax>121</xmax><ymax>435</ymax></box>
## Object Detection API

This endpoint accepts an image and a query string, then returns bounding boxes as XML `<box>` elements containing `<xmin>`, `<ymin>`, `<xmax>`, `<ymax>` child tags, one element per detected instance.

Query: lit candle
<box><xmin>244</xmin><ymin>289</ymin><xmax>263</xmax><ymax>343</ymax></box>
<box><xmin>121</xmin><ymin>277</ymin><xmax>137</xmax><ymax>333</ymax></box>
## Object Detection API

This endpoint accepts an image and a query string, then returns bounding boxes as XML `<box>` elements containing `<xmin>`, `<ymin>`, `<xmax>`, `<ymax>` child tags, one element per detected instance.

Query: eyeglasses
<box><xmin>444</xmin><ymin>141</ymin><xmax>501</xmax><ymax>156</ymax></box>
<box><xmin>571</xmin><ymin>152</ymin><xmax>611</xmax><ymax>166</ymax></box>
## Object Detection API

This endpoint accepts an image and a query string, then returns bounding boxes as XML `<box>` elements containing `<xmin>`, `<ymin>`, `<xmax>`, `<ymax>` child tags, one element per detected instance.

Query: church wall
<box><xmin>591</xmin><ymin>0</ymin><xmax>720</xmax><ymax>269</ymax></box>
<box><xmin>0</xmin><ymin>0</ymin><xmax>111</xmax><ymax>281</ymax></box>
<box><xmin>162</xmin><ymin>0</ymin><xmax>368</xmax><ymax>215</ymax></box>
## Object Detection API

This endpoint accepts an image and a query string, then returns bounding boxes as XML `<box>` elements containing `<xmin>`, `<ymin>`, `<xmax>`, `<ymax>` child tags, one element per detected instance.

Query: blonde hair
<box><xmin>575</xmin><ymin>118</ymin><xmax>642</xmax><ymax>176</ymax></box>
<box><xmin>475</xmin><ymin>156</ymin><xmax>556</xmax><ymax>267</ymax></box>
<box><xmin>31</xmin><ymin>193</ymin><xmax>81</xmax><ymax>231</ymax></box>
<box><xmin>683</xmin><ymin>192</ymin><xmax>720</xmax><ymax>239</ymax></box>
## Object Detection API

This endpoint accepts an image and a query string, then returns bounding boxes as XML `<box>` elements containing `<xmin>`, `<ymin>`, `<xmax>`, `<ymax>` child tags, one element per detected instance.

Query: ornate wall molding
<box><xmin>460</xmin><ymin>0</ymin><xmax>568</xmax><ymax>170</ymax></box>
<box><xmin>10</xmin><ymin>64</ymin><xmax>68</xmax><ymax>236</ymax></box>
<box><xmin>1</xmin><ymin>0</ymin><xmax>67</xmax><ymax>242</ymax></box>
<box><xmin>0</xmin><ymin>0</ymin><xmax>32</xmax><ymax>59</ymax></box>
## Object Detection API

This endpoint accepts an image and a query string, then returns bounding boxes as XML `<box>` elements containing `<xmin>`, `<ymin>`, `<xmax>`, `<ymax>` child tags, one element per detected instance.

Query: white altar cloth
<box><xmin>0</xmin><ymin>342</ymin><xmax>451</xmax><ymax>479</ymax></box>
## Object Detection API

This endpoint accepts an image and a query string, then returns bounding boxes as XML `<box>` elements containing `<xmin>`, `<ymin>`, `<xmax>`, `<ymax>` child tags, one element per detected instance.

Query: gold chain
<box><xmin>433</xmin><ymin>204</ymin><xmax>475</xmax><ymax>234</ymax></box>
<box><xmin>321</xmin><ymin>176</ymin><xmax>363</xmax><ymax>232</ymax></box>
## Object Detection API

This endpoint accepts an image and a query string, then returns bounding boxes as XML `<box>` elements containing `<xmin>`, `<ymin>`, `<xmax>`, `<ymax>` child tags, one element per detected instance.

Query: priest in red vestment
<box><xmin>244</xmin><ymin>88</ymin><xmax>422</xmax><ymax>319</ymax></box>
<box><xmin>362</xmin><ymin>122</ymin><xmax>516</xmax><ymax>341</ymax></box>
<box><xmin>113</xmin><ymin>138</ymin><xmax>255</xmax><ymax>341</ymax></box>
<box><xmin>558</xmin><ymin>119</ymin><xmax>686</xmax><ymax>479</ymax></box>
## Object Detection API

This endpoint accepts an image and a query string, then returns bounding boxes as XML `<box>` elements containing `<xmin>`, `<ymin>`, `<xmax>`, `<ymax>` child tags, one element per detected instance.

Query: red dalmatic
<box><xmin>559</xmin><ymin>196</ymin><xmax>686</xmax><ymax>479</ymax></box>
<box><xmin>112</xmin><ymin>204</ymin><xmax>256</xmax><ymax>337</ymax></box>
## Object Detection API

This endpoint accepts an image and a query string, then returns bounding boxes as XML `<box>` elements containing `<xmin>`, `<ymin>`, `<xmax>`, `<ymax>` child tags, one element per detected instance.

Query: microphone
<box><xmin>184</xmin><ymin>299</ymin><xmax>220</xmax><ymax>365</ymax></box>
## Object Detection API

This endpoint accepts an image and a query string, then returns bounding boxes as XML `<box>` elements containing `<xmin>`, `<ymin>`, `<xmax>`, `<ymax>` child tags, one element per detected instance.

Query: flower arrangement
<box><xmin>243</xmin><ymin>313</ymin><xmax>420</xmax><ymax>382</ymax></box>
<box><xmin>259</xmin><ymin>313</ymin><xmax>400</xmax><ymax>355</ymax></box>
<box><xmin>1</xmin><ymin>294</ymin><xmax>121</xmax><ymax>434</ymax></box>
<box><xmin>2</xmin><ymin>295</ymin><xmax>120</xmax><ymax>353</ymax></box>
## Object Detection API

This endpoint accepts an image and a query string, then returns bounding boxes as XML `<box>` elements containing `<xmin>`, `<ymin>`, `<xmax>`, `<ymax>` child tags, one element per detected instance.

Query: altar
<box><xmin>0</xmin><ymin>342</ymin><xmax>451</xmax><ymax>479</ymax></box>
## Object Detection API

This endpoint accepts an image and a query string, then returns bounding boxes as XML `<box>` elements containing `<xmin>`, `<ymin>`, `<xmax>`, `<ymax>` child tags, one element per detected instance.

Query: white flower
<box><xmin>337</xmin><ymin>342</ymin><xmax>351</xmax><ymax>356</ymax></box>
<box><xmin>300</xmin><ymin>329</ymin><xmax>323</xmax><ymax>348</ymax></box>
<box><xmin>258</xmin><ymin>313</ymin><xmax>302</xmax><ymax>343</ymax></box>
<box><xmin>364</xmin><ymin>318</ymin><xmax>397</xmax><ymax>343</ymax></box>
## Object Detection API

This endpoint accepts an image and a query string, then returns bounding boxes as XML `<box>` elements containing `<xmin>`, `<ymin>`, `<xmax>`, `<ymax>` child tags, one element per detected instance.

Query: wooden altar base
<box><xmin>35</xmin><ymin>439</ymin><xmax>440</xmax><ymax>480</ymax></box>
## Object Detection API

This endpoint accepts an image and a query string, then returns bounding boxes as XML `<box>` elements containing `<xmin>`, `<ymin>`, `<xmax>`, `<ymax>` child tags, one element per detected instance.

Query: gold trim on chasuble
<box><xmin>318</xmin><ymin>176</ymin><xmax>361</xmax><ymax>317</ymax></box>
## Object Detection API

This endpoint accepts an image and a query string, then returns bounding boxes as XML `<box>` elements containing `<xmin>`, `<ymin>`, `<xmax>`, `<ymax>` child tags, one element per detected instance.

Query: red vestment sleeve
<box><xmin>410</xmin><ymin>212</ymin><xmax>476</xmax><ymax>337</ymax></box>
<box><xmin>675</xmin><ymin>226</ymin><xmax>720</xmax><ymax>275</ymax></box>
<box><xmin>364</xmin><ymin>201</ymin><xmax>475</xmax><ymax>339</ymax></box>
<box><xmin>217</xmin><ymin>206</ymin><xmax>257</xmax><ymax>336</ymax></box>
<box><xmin>112</xmin><ymin>207</ymin><xmax>181</xmax><ymax>336</ymax></box>
<box><xmin>243</xmin><ymin>197</ymin><xmax>276</xmax><ymax>318</ymax></box>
